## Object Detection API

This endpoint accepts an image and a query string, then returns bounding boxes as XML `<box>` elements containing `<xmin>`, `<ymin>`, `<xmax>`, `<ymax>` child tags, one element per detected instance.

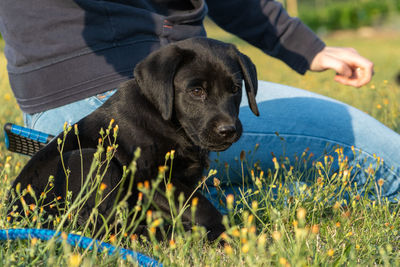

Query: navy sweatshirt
<box><xmin>0</xmin><ymin>0</ymin><xmax>325</xmax><ymax>113</ymax></box>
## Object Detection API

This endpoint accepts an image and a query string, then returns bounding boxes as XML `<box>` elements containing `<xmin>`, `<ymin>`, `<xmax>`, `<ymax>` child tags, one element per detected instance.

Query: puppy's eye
<box><xmin>232</xmin><ymin>85</ymin><xmax>241</xmax><ymax>94</ymax></box>
<box><xmin>190</xmin><ymin>87</ymin><xmax>206</xmax><ymax>98</ymax></box>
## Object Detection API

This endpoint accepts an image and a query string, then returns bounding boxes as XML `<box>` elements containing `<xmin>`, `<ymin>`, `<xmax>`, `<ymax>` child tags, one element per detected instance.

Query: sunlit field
<box><xmin>0</xmin><ymin>20</ymin><xmax>400</xmax><ymax>266</ymax></box>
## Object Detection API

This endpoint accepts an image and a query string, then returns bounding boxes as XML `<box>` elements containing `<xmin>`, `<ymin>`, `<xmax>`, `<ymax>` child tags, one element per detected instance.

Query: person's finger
<box><xmin>356</xmin><ymin>63</ymin><xmax>374</xmax><ymax>86</ymax></box>
<box><xmin>334</xmin><ymin>73</ymin><xmax>362</xmax><ymax>87</ymax></box>
<box><xmin>310</xmin><ymin>46</ymin><xmax>374</xmax><ymax>87</ymax></box>
<box><xmin>334</xmin><ymin>65</ymin><xmax>374</xmax><ymax>87</ymax></box>
<box><xmin>322</xmin><ymin>54</ymin><xmax>353</xmax><ymax>78</ymax></box>
<box><xmin>310</xmin><ymin>47</ymin><xmax>354</xmax><ymax>76</ymax></box>
<box><xmin>328</xmin><ymin>48</ymin><xmax>374</xmax><ymax>83</ymax></box>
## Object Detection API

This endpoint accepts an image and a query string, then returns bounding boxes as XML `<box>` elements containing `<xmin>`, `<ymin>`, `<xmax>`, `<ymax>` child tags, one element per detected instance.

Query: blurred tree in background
<box><xmin>278</xmin><ymin>0</ymin><xmax>400</xmax><ymax>32</ymax></box>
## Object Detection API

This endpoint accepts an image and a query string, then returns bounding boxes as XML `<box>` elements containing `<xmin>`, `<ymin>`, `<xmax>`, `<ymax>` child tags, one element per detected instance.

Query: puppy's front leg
<box><xmin>152</xmin><ymin>180</ymin><xmax>225</xmax><ymax>242</ymax></box>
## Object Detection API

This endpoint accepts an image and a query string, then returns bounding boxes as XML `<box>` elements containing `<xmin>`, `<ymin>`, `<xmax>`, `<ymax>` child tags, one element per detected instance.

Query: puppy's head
<box><xmin>134</xmin><ymin>37</ymin><xmax>259</xmax><ymax>151</ymax></box>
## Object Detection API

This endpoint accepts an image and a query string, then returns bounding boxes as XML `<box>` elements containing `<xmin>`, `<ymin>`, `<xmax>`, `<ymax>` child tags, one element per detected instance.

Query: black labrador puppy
<box><xmin>10</xmin><ymin>37</ymin><xmax>259</xmax><ymax>241</ymax></box>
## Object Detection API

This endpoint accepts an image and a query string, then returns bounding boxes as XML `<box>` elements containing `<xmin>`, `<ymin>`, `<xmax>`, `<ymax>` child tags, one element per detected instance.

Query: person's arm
<box><xmin>206</xmin><ymin>0</ymin><xmax>374</xmax><ymax>87</ymax></box>
<box><xmin>206</xmin><ymin>0</ymin><xmax>325</xmax><ymax>74</ymax></box>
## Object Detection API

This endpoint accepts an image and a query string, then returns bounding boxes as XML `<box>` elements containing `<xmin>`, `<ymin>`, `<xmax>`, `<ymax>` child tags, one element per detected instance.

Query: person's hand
<box><xmin>310</xmin><ymin>46</ymin><xmax>374</xmax><ymax>87</ymax></box>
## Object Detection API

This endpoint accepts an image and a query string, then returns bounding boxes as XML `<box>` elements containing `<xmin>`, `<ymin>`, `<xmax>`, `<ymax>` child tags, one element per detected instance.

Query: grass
<box><xmin>1</xmin><ymin>21</ymin><xmax>400</xmax><ymax>266</ymax></box>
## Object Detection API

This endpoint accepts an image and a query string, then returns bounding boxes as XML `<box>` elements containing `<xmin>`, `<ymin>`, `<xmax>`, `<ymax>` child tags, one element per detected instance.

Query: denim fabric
<box><xmin>23</xmin><ymin>90</ymin><xmax>117</xmax><ymax>136</ymax></box>
<box><xmin>23</xmin><ymin>81</ymin><xmax>400</xmax><ymax>211</ymax></box>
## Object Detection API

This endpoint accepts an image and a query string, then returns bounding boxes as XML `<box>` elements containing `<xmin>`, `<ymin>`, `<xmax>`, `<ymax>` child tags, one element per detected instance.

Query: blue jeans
<box><xmin>23</xmin><ymin>90</ymin><xmax>117</xmax><ymax>135</ymax></box>
<box><xmin>24</xmin><ymin>81</ymin><xmax>400</xmax><ymax>211</ymax></box>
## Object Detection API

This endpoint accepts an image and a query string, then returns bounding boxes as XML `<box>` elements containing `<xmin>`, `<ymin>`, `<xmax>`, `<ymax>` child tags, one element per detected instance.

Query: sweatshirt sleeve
<box><xmin>206</xmin><ymin>0</ymin><xmax>326</xmax><ymax>74</ymax></box>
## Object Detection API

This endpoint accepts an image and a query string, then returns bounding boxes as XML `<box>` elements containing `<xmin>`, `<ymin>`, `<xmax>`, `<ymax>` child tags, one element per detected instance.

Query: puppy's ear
<box><xmin>236</xmin><ymin>50</ymin><xmax>259</xmax><ymax>116</ymax></box>
<box><xmin>134</xmin><ymin>45</ymin><xmax>194</xmax><ymax>120</ymax></box>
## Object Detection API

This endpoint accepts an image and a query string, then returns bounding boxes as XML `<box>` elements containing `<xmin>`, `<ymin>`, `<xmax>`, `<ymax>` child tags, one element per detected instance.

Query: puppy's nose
<box><xmin>216</xmin><ymin>124</ymin><xmax>237</xmax><ymax>138</ymax></box>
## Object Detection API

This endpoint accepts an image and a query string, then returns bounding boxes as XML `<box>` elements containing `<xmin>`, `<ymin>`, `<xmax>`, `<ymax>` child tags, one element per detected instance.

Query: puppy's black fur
<box><xmin>10</xmin><ymin>37</ymin><xmax>259</xmax><ymax>241</ymax></box>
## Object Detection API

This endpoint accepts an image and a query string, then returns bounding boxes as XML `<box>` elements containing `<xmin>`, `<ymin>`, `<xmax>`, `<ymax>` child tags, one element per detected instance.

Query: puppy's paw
<box><xmin>207</xmin><ymin>223</ymin><xmax>226</xmax><ymax>242</ymax></box>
